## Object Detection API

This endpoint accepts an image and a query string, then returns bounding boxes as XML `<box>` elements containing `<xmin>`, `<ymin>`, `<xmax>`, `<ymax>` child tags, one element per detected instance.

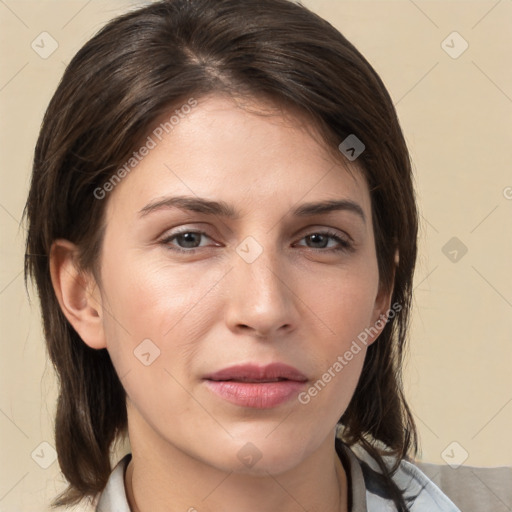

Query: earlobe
<box><xmin>49</xmin><ymin>239</ymin><xmax>107</xmax><ymax>350</ymax></box>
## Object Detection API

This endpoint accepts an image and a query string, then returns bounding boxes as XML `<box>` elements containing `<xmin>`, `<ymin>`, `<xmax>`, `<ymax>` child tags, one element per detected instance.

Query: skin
<box><xmin>50</xmin><ymin>93</ymin><xmax>393</xmax><ymax>512</ymax></box>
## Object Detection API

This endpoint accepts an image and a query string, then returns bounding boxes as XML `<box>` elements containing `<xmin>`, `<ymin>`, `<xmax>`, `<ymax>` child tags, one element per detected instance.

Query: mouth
<box><xmin>209</xmin><ymin>377</ymin><xmax>294</xmax><ymax>383</ymax></box>
<box><xmin>203</xmin><ymin>363</ymin><xmax>308</xmax><ymax>383</ymax></box>
<box><xmin>203</xmin><ymin>363</ymin><xmax>308</xmax><ymax>409</ymax></box>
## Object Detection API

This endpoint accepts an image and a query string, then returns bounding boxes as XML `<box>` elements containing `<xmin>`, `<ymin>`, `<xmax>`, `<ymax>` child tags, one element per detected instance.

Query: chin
<box><xmin>204</xmin><ymin>434</ymin><xmax>314</xmax><ymax>476</ymax></box>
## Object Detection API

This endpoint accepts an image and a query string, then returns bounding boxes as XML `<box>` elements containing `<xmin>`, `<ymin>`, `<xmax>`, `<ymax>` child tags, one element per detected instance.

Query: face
<box><xmin>89</xmin><ymin>94</ymin><xmax>390</xmax><ymax>475</ymax></box>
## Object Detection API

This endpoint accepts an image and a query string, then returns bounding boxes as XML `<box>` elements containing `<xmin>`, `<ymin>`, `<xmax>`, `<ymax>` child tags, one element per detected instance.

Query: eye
<box><xmin>161</xmin><ymin>230</ymin><xmax>214</xmax><ymax>253</ymax></box>
<box><xmin>295</xmin><ymin>230</ymin><xmax>353</xmax><ymax>253</ymax></box>
<box><xmin>160</xmin><ymin>228</ymin><xmax>353</xmax><ymax>254</ymax></box>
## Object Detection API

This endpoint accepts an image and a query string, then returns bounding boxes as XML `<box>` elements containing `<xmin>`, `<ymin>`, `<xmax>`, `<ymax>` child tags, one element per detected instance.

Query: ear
<box><xmin>49</xmin><ymin>239</ymin><xmax>107</xmax><ymax>350</ymax></box>
<box><xmin>367</xmin><ymin>249</ymin><xmax>399</xmax><ymax>346</ymax></box>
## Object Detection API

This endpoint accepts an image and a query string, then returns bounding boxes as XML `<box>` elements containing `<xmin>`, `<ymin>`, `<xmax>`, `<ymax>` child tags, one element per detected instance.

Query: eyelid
<box><xmin>161</xmin><ymin>223</ymin><xmax>353</xmax><ymax>240</ymax></box>
<box><xmin>298</xmin><ymin>224</ymin><xmax>353</xmax><ymax>242</ymax></box>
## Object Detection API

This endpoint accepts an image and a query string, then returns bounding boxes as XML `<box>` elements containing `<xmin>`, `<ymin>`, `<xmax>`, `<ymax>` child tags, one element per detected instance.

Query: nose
<box><xmin>224</xmin><ymin>240</ymin><xmax>298</xmax><ymax>339</ymax></box>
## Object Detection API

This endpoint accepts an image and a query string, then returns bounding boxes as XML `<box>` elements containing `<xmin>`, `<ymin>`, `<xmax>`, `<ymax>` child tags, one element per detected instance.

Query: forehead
<box><xmin>104</xmin><ymin>94</ymin><xmax>371</xmax><ymax>221</ymax></box>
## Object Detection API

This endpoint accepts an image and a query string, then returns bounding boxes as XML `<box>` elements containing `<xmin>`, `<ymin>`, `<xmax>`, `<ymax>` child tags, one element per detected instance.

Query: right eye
<box><xmin>160</xmin><ymin>230</ymin><xmax>216</xmax><ymax>253</ymax></box>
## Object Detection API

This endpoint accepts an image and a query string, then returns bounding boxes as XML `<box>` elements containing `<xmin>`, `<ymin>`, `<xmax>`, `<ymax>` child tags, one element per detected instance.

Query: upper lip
<box><xmin>204</xmin><ymin>363</ymin><xmax>308</xmax><ymax>383</ymax></box>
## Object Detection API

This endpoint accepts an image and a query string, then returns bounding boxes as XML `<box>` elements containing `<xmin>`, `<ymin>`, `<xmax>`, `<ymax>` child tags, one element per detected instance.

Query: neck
<box><xmin>124</xmin><ymin>408</ymin><xmax>348</xmax><ymax>512</ymax></box>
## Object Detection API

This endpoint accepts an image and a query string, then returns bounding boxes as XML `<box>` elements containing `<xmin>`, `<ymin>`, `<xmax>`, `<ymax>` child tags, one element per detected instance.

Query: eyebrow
<box><xmin>138</xmin><ymin>195</ymin><xmax>366</xmax><ymax>223</ymax></box>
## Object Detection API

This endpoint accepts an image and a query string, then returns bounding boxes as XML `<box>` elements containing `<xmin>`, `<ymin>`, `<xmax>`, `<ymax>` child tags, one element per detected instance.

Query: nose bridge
<box><xmin>236</xmin><ymin>234</ymin><xmax>289</xmax><ymax>301</ymax></box>
<box><xmin>226</xmin><ymin>233</ymin><xmax>296</xmax><ymax>335</ymax></box>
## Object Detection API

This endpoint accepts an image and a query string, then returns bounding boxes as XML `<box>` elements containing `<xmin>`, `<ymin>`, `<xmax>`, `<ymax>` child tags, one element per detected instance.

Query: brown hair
<box><xmin>23</xmin><ymin>0</ymin><xmax>418</xmax><ymax>509</ymax></box>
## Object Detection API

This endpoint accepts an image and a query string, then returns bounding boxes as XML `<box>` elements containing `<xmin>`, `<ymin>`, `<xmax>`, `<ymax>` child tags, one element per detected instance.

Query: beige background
<box><xmin>1</xmin><ymin>0</ymin><xmax>511</xmax><ymax>510</ymax></box>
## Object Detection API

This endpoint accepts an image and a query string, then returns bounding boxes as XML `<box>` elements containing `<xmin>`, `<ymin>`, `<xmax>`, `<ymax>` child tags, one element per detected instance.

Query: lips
<box><xmin>203</xmin><ymin>363</ymin><xmax>308</xmax><ymax>409</ymax></box>
<box><xmin>204</xmin><ymin>363</ymin><xmax>308</xmax><ymax>383</ymax></box>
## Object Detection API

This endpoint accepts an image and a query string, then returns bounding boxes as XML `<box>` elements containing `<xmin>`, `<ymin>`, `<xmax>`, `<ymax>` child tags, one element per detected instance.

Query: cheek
<box><xmin>306</xmin><ymin>261</ymin><xmax>380</xmax><ymax>339</ymax></box>
<box><xmin>99</xmin><ymin>260</ymin><xmax>208</xmax><ymax>426</ymax></box>
<box><xmin>297</xmin><ymin>283</ymin><xmax>372</xmax><ymax>421</ymax></box>
<box><xmin>99</xmin><ymin>253</ymin><xmax>226</xmax><ymax>382</ymax></box>
<box><xmin>101</xmin><ymin>253</ymin><xmax>216</xmax><ymax>333</ymax></box>
<box><xmin>297</xmin><ymin>258</ymin><xmax>379</xmax><ymax>406</ymax></box>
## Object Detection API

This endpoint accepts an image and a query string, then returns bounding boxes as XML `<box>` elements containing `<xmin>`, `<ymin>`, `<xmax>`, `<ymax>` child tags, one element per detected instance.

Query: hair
<box><xmin>23</xmin><ymin>0</ymin><xmax>419</xmax><ymax>509</ymax></box>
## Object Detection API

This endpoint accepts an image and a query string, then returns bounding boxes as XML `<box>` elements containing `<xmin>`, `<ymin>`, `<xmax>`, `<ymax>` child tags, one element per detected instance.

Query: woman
<box><xmin>23</xmin><ymin>0</ymin><xmax>460</xmax><ymax>510</ymax></box>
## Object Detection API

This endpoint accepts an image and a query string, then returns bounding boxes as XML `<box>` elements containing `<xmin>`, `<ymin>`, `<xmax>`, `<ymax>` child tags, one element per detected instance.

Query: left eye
<box><xmin>161</xmin><ymin>230</ymin><xmax>351</xmax><ymax>253</ymax></box>
<box><xmin>296</xmin><ymin>231</ymin><xmax>351</xmax><ymax>251</ymax></box>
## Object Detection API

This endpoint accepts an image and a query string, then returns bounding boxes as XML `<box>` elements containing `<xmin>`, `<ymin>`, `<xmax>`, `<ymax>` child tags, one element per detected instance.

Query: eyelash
<box><xmin>160</xmin><ymin>229</ymin><xmax>353</xmax><ymax>254</ymax></box>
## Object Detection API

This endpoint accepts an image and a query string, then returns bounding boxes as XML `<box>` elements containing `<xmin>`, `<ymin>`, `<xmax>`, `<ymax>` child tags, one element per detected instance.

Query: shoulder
<box><xmin>94</xmin><ymin>453</ymin><xmax>132</xmax><ymax>512</ymax></box>
<box><xmin>346</xmin><ymin>443</ymin><xmax>461</xmax><ymax>512</ymax></box>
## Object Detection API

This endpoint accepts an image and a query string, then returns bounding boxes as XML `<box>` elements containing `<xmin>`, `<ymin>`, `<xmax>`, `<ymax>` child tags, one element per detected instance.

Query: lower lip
<box><xmin>204</xmin><ymin>380</ymin><xmax>306</xmax><ymax>408</ymax></box>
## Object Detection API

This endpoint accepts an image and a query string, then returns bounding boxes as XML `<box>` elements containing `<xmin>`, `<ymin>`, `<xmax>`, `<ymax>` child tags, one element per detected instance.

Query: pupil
<box><xmin>310</xmin><ymin>234</ymin><xmax>327</xmax><ymax>248</ymax></box>
<box><xmin>179</xmin><ymin>233</ymin><xmax>199</xmax><ymax>247</ymax></box>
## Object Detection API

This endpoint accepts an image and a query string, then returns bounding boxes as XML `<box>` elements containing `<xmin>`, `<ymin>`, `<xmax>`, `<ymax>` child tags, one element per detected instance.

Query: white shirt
<box><xmin>94</xmin><ymin>440</ymin><xmax>461</xmax><ymax>511</ymax></box>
